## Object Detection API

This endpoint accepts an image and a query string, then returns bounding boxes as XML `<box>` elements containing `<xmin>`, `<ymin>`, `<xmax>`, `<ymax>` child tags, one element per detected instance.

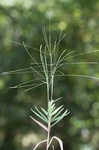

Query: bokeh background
<box><xmin>0</xmin><ymin>0</ymin><xmax>99</xmax><ymax>150</ymax></box>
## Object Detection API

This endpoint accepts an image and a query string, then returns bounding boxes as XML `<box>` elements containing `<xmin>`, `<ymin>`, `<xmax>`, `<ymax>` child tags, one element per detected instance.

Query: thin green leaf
<box><xmin>44</xmin><ymin>46</ymin><xmax>48</xmax><ymax>76</ymax></box>
<box><xmin>0</xmin><ymin>67</ymin><xmax>31</xmax><ymax>76</ymax></box>
<box><xmin>41</xmin><ymin>107</ymin><xmax>48</xmax><ymax>117</ymax></box>
<box><xmin>64</xmin><ymin>62</ymin><xmax>99</xmax><ymax>65</ymax></box>
<box><xmin>67</xmin><ymin>49</ymin><xmax>99</xmax><ymax>60</ymax></box>
<box><xmin>51</xmin><ymin>108</ymin><xmax>64</xmax><ymax>122</ymax></box>
<box><xmin>31</xmin><ymin>108</ymin><xmax>47</xmax><ymax>123</ymax></box>
<box><xmin>23</xmin><ymin>42</ymin><xmax>34</xmax><ymax>62</ymax></box>
<box><xmin>55</xmin><ymin>110</ymin><xmax>69</xmax><ymax>121</ymax></box>
<box><xmin>52</xmin><ymin>105</ymin><xmax>63</xmax><ymax>116</ymax></box>
<box><xmin>40</xmin><ymin>45</ymin><xmax>48</xmax><ymax>78</ymax></box>
<box><xmin>24</xmin><ymin>82</ymin><xmax>45</xmax><ymax>92</ymax></box>
<box><xmin>56</xmin><ymin>74</ymin><xmax>99</xmax><ymax>80</ymax></box>
<box><xmin>54</xmin><ymin>49</ymin><xmax>67</xmax><ymax>73</ymax></box>
<box><xmin>52</xmin><ymin>110</ymin><xmax>70</xmax><ymax>127</ymax></box>
<box><xmin>35</xmin><ymin>107</ymin><xmax>48</xmax><ymax>122</ymax></box>
<box><xmin>54</xmin><ymin>97</ymin><xmax>63</xmax><ymax>102</ymax></box>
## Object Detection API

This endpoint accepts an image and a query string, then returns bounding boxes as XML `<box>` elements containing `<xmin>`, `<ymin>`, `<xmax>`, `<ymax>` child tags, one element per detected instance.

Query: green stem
<box><xmin>46</xmin><ymin>77</ymin><xmax>50</xmax><ymax>103</ymax></box>
<box><xmin>51</xmin><ymin>75</ymin><xmax>54</xmax><ymax>101</ymax></box>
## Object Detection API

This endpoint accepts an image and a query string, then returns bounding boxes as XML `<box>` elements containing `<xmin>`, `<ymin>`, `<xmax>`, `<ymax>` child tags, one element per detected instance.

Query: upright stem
<box><xmin>46</xmin><ymin>48</ymin><xmax>55</xmax><ymax>150</ymax></box>
<box><xmin>51</xmin><ymin>75</ymin><xmax>54</xmax><ymax>100</ymax></box>
<box><xmin>50</xmin><ymin>50</ymin><xmax>54</xmax><ymax>101</ymax></box>
<box><xmin>46</xmin><ymin>120</ymin><xmax>51</xmax><ymax>150</ymax></box>
<box><xmin>46</xmin><ymin>77</ymin><xmax>50</xmax><ymax>103</ymax></box>
<box><xmin>46</xmin><ymin>77</ymin><xmax>51</xmax><ymax>150</ymax></box>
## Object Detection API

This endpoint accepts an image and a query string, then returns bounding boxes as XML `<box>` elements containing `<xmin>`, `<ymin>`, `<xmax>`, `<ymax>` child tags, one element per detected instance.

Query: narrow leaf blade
<box><xmin>52</xmin><ymin>105</ymin><xmax>63</xmax><ymax>116</ymax></box>
<box><xmin>51</xmin><ymin>108</ymin><xmax>64</xmax><ymax>122</ymax></box>
<box><xmin>52</xmin><ymin>110</ymin><xmax>70</xmax><ymax>127</ymax></box>
<box><xmin>41</xmin><ymin>107</ymin><xmax>48</xmax><ymax>117</ymax></box>
<box><xmin>31</xmin><ymin>108</ymin><xmax>47</xmax><ymax>123</ymax></box>
<box><xmin>35</xmin><ymin>107</ymin><xmax>48</xmax><ymax>122</ymax></box>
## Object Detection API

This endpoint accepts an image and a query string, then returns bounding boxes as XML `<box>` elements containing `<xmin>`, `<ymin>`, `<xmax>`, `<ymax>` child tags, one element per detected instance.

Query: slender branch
<box><xmin>55</xmin><ymin>74</ymin><xmax>99</xmax><ymax>80</ymax></box>
<box><xmin>50</xmin><ymin>75</ymin><xmax>54</xmax><ymax>101</ymax></box>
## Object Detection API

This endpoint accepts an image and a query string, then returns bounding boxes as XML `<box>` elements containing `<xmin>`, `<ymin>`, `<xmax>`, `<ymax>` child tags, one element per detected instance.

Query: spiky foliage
<box><xmin>28</xmin><ymin>30</ymin><xmax>70</xmax><ymax>150</ymax></box>
<box><xmin>31</xmin><ymin>99</ymin><xmax>69</xmax><ymax>128</ymax></box>
<box><xmin>27</xmin><ymin>31</ymin><xmax>99</xmax><ymax>149</ymax></box>
<box><xmin>1</xmin><ymin>29</ymin><xmax>99</xmax><ymax>150</ymax></box>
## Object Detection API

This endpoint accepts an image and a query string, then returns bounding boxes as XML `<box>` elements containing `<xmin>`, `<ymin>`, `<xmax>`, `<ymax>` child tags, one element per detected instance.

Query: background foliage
<box><xmin>0</xmin><ymin>0</ymin><xmax>99</xmax><ymax>150</ymax></box>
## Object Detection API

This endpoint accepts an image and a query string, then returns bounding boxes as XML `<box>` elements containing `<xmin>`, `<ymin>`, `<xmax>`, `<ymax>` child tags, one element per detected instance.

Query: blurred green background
<box><xmin>0</xmin><ymin>0</ymin><xmax>99</xmax><ymax>150</ymax></box>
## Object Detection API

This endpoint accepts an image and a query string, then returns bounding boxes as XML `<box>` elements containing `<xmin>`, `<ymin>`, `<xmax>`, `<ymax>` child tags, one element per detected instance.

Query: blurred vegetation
<box><xmin>0</xmin><ymin>0</ymin><xmax>99</xmax><ymax>150</ymax></box>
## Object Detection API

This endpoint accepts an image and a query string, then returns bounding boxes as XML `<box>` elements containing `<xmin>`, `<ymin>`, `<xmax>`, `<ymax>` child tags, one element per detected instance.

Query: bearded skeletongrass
<box><xmin>1</xmin><ymin>29</ymin><xmax>99</xmax><ymax>150</ymax></box>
